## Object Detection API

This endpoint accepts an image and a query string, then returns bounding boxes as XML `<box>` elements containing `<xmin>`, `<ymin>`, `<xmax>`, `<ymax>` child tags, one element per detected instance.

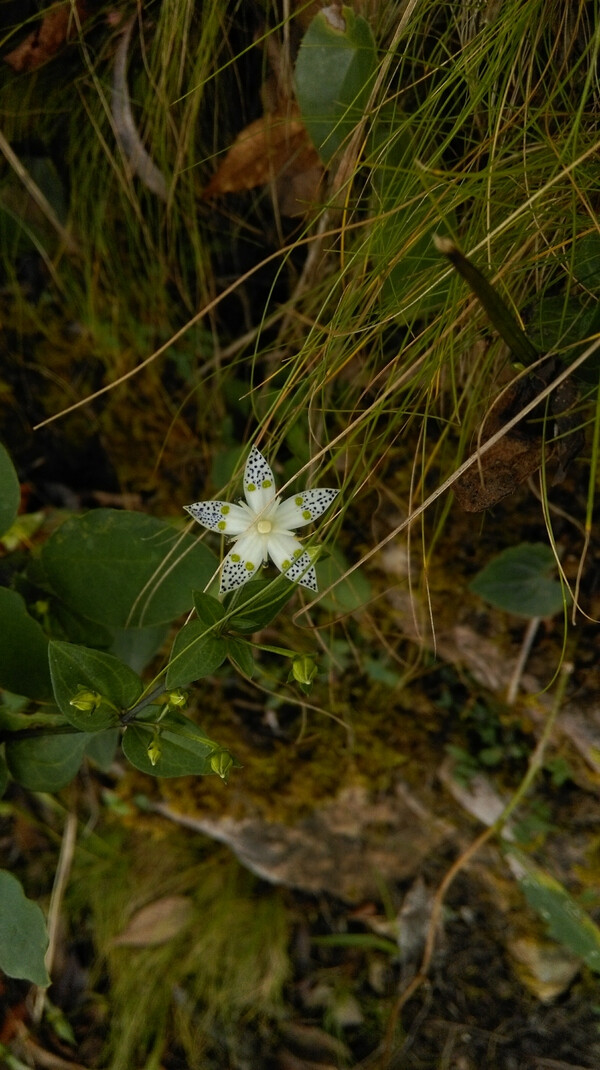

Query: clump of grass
<box><xmin>69</xmin><ymin>827</ymin><xmax>289</xmax><ymax>1069</ymax></box>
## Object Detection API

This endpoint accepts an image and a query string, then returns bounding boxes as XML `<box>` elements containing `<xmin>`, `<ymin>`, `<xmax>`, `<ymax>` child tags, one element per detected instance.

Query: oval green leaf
<box><xmin>165</xmin><ymin>621</ymin><xmax>227</xmax><ymax>689</ymax></box>
<box><xmin>5</xmin><ymin>729</ymin><xmax>91</xmax><ymax>792</ymax></box>
<box><xmin>122</xmin><ymin>713</ymin><xmax>224</xmax><ymax>778</ymax></box>
<box><xmin>49</xmin><ymin>640</ymin><xmax>142</xmax><ymax>729</ymax></box>
<box><xmin>509</xmin><ymin>849</ymin><xmax>600</xmax><ymax>973</ymax></box>
<box><xmin>0</xmin><ymin>870</ymin><xmax>50</xmax><ymax>986</ymax></box>
<box><xmin>0</xmin><ymin>588</ymin><xmax>52</xmax><ymax>700</ymax></box>
<box><xmin>295</xmin><ymin>5</ymin><xmax>377</xmax><ymax>165</ymax></box>
<box><xmin>227</xmin><ymin>638</ymin><xmax>255</xmax><ymax>678</ymax></box>
<box><xmin>42</xmin><ymin>509</ymin><xmax>217</xmax><ymax>627</ymax></box>
<box><xmin>469</xmin><ymin>543</ymin><xmax>567</xmax><ymax>618</ymax></box>
<box><xmin>225</xmin><ymin>577</ymin><xmax>295</xmax><ymax>633</ymax></box>
<box><xmin>0</xmin><ymin>441</ymin><xmax>20</xmax><ymax>538</ymax></box>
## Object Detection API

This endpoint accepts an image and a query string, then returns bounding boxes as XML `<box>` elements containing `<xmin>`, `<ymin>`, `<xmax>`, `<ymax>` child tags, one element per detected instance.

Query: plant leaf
<box><xmin>227</xmin><ymin>638</ymin><xmax>255</xmax><ymax>678</ymax></box>
<box><xmin>470</xmin><ymin>543</ymin><xmax>566</xmax><ymax>618</ymax></box>
<box><xmin>42</xmin><ymin>509</ymin><xmax>217</xmax><ymax>628</ymax></box>
<box><xmin>295</xmin><ymin>5</ymin><xmax>377</xmax><ymax>165</ymax></box>
<box><xmin>49</xmin><ymin>640</ymin><xmax>142</xmax><ymax>729</ymax></box>
<box><xmin>225</xmin><ymin>577</ymin><xmax>295</xmax><ymax>633</ymax></box>
<box><xmin>165</xmin><ymin>622</ymin><xmax>227</xmax><ymax>688</ymax></box>
<box><xmin>5</xmin><ymin>730</ymin><xmax>92</xmax><ymax>792</ymax></box>
<box><xmin>0</xmin><ymin>588</ymin><xmax>52</xmax><ymax>700</ymax></box>
<box><xmin>121</xmin><ymin>711</ymin><xmax>235</xmax><ymax>778</ymax></box>
<box><xmin>0</xmin><ymin>441</ymin><xmax>20</xmax><ymax>538</ymax></box>
<box><xmin>508</xmin><ymin>849</ymin><xmax>600</xmax><ymax>973</ymax></box>
<box><xmin>0</xmin><ymin>870</ymin><xmax>49</xmax><ymax>986</ymax></box>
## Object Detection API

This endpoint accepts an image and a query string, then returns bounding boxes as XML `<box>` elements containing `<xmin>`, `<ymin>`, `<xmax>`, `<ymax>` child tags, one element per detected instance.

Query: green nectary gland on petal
<box><xmin>221</xmin><ymin>505</ymin><xmax>230</xmax><ymax>514</ymax></box>
<box><xmin>247</xmin><ymin>482</ymin><xmax>257</xmax><ymax>492</ymax></box>
<box><xmin>245</xmin><ymin>561</ymin><xmax>255</xmax><ymax>571</ymax></box>
<box><xmin>302</xmin><ymin>509</ymin><xmax>311</xmax><ymax>520</ymax></box>
<box><xmin>231</xmin><ymin>553</ymin><xmax>241</xmax><ymax>562</ymax></box>
<box><xmin>295</xmin><ymin>496</ymin><xmax>303</xmax><ymax>505</ymax></box>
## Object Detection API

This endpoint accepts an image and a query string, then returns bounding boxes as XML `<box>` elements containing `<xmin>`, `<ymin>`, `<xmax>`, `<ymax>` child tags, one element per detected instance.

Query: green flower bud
<box><xmin>147</xmin><ymin>736</ymin><xmax>161</xmax><ymax>767</ymax></box>
<box><xmin>291</xmin><ymin>654</ymin><xmax>318</xmax><ymax>688</ymax></box>
<box><xmin>166</xmin><ymin>689</ymin><xmax>187</xmax><ymax>709</ymax></box>
<box><xmin>210</xmin><ymin>750</ymin><xmax>234</xmax><ymax>781</ymax></box>
<box><xmin>70</xmin><ymin>688</ymin><xmax>102</xmax><ymax>713</ymax></box>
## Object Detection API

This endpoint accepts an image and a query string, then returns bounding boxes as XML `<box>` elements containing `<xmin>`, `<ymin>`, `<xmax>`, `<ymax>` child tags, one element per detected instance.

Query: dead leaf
<box><xmin>203</xmin><ymin>111</ymin><xmax>323</xmax><ymax>216</ymax></box>
<box><xmin>111</xmin><ymin>895</ymin><xmax>194</xmax><ymax>947</ymax></box>
<box><xmin>509</xmin><ymin>936</ymin><xmax>581</xmax><ymax>1002</ymax></box>
<box><xmin>3</xmin><ymin>2</ymin><xmax>89</xmax><ymax>72</ymax></box>
<box><xmin>453</xmin><ymin>366</ymin><xmax>582</xmax><ymax>512</ymax></box>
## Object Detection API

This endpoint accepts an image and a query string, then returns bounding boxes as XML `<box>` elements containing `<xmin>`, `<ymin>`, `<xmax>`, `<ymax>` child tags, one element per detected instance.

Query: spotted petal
<box><xmin>185</xmin><ymin>500</ymin><xmax>251</xmax><ymax>536</ymax></box>
<box><xmin>267</xmin><ymin>532</ymin><xmax>318</xmax><ymax>592</ymax></box>
<box><xmin>243</xmin><ymin>446</ymin><xmax>278</xmax><ymax>513</ymax></box>
<box><xmin>275</xmin><ymin>488</ymin><xmax>338</xmax><ymax>531</ymax></box>
<box><xmin>219</xmin><ymin>529</ymin><xmax>266</xmax><ymax>593</ymax></box>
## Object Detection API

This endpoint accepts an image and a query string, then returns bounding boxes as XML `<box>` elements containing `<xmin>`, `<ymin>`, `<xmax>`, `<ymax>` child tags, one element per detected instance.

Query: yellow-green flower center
<box><xmin>257</xmin><ymin>519</ymin><xmax>272</xmax><ymax>535</ymax></box>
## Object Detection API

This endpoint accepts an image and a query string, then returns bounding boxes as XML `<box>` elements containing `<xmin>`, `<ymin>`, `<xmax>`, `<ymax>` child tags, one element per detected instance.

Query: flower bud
<box><xmin>166</xmin><ymin>689</ymin><xmax>187</xmax><ymax>709</ymax></box>
<box><xmin>291</xmin><ymin>654</ymin><xmax>318</xmax><ymax>688</ymax></box>
<box><xmin>70</xmin><ymin>688</ymin><xmax>102</xmax><ymax>713</ymax></box>
<box><xmin>147</xmin><ymin>736</ymin><xmax>161</xmax><ymax>767</ymax></box>
<box><xmin>210</xmin><ymin>750</ymin><xmax>234</xmax><ymax>781</ymax></box>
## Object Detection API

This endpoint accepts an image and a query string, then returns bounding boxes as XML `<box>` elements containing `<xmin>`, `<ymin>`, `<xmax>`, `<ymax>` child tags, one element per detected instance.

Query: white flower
<box><xmin>185</xmin><ymin>446</ymin><xmax>338</xmax><ymax>594</ymax></box>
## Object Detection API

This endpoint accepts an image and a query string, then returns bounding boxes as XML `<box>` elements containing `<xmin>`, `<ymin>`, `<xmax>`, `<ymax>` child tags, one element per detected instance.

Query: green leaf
<box><xmin>42</xmin><ymin>509</ymin><xmax>217</xmax><ymax>628</ymax></box>
<box><xmin>0</xmin><ymin>588</ymin><xmax>52</xmax><ymax>700</ymax></box>
<box><xmin>5</xmin><ymin>730</ymin><xmax>90</xmax><ymax>792</ymax></box>
<box><xmin>435</xmin><ymin>240</ymin><xmax>539</xmax><ymax>365</ymax></box>
<box><xmin>227</xmin><ymin>637</ymin><xmax>255</xmax><ymax>678</ymax></box>
<box><xmin>122</xmin><ymin>711</ymin><xmax>235</xmax><ymax>778</ymax></box>
<box><xmin>165</xmin><ymin>621</ymin><xmax>227</xmax><ymax>688</ymax></box>
<box><xmin>530</xmin><ymin>294</ymin><xmax>600</xmax><ymax>384</ymax></box>
<box><xmin>509</xmin><ymin>849</ymin><xmax>600</xmax><ymax>973</ymax></box>
<box><xmin>49</xmin><ymin>640</ymin><xmax>142</xmax><ymax>730</ymax></box>
<box><xmin>0</xmin><ymin>751</ymin><xmax>8</xmax><ymax>797</ymax></box>
<box><xmin>108</xmin><ymin>623</ymin><xmax>170</xmax><ymax>673</ymax></box>
<box><xmin>313</xmin><ymin>932</ymin><xmax>399</xmax><ymax>955</ymax></box>
<box><xmin>316</xmin><ymin>548</ymin><xmax>371</xmax><ymax>614</ymax></box>
<box><xmin>469</xmin><ymin>543</ymin><xmax>567</xmax><ymax>618</ymax></box>
<box><xmin>0</xmin><ymin>441</ymin><xmax>20</xmax><ymax>538</ymax></box>
<box><xmin>295</xmin><ymin>5</ymin><xmax>377</xmax><ymax>165</ymax></box>
<box><xmin>84</xmin><ymin>728</ymin><xmax>120</xmax><ymax>771</ymax></box>
<box><xmin>0</xmin><ymin>870</ymin><xmax>49</xmax><ymax>986</ymax></box>
<box><xmin>225</xmin><ymin>577</ymin><xmax>295</xmax><ymax>633</ymax></box>
<box><xmin>193</xmin><ymin>590</ymin><xmax>226</xmax><ymax>628</ymax></box>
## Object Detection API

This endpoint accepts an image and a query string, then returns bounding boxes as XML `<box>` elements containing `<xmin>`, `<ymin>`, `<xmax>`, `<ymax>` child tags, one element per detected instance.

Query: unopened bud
<box><xmin>210</xmin><ymin>750</ymin><xmax>234</xmax><ymax>781</ymax></box>
<box><xmin>167</xmin><ymin>689</ymin><xmax>187</xmax><ymax>709</ymax></box>
<box><xmin>147</xmin><ymin>736</ymin><xmax>161</xmax><ymax>766</ymax></box>
<box><xmin>70</xmin><ymin>688</ymin><xmax>102</xmax><ymax>713</ymax></box>
<box><xmin>291</xmin><ymin>654</ymin><xmax>318</xmax><ymax>689</ymax></box>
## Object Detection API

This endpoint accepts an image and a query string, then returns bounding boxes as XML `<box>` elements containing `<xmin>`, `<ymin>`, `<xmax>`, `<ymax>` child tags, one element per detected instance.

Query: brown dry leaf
<box><xmin>111</xmin><ymin>895</ymin><xmax>194</xmax><ymax>948</ymax></box>
<box><xmin>454</xmin><ymin>362</ymin><xmax>583</xmax><ymax>512</ymax></box>
<box><xmin>203</xmin><ymin>111</ymin><xmax>323</xmax><ymax>216</ymax></box>
<box><xmin>3</xmin><ymin>2</ymin><xmax>89</xmax><ymax>72</ymax></box>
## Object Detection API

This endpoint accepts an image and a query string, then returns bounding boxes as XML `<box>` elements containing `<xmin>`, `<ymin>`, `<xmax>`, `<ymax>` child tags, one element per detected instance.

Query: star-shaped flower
<box><xmin>185</xmin><ymin>446</ymin><xmax>338</xmax><ymax>594</ymax></box>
